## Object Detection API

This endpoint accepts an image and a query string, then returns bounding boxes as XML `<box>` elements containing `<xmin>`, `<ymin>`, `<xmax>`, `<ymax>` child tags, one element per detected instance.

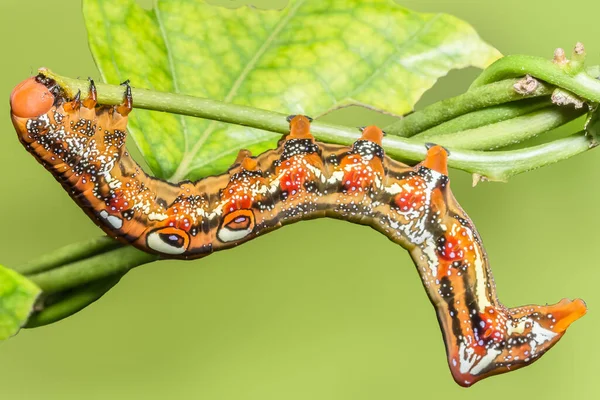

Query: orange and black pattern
<box><xmin>10</xmin><ymin>75</ymin><xmax>586</xmax><ymax>386</ymax></box>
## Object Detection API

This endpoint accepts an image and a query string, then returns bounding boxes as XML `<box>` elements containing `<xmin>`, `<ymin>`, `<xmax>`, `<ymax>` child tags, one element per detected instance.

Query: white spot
<box><xmin>99</xmin><ymin>210</ymin><xmax>123</xmax><ymax>229</ymax></box>
<box><xmin>217</xmin><ymin>227</ymin><xmax>252</xmax><ymax>243</ymax></box>
<box><xmin>148</xmin><ymin>212</ymin><xmax>168</xmax><ymax>221</ymax></box>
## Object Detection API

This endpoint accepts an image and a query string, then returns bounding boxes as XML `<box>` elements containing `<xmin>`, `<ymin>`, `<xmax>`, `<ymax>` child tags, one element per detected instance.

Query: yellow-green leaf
<box><xmin>0</xmin><ymin>264</ymin><xmax>41</xmax><ymax>340</ymax></box>
<box><xmin>83</xmin><ymin>0</ymin><xmax>501</xmax><ymax>181</ymax></box>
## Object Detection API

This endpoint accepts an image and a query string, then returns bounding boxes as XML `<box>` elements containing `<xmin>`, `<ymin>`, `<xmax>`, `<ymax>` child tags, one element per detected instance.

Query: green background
<box><xmin>1</xmin><ymin>0</ymin><xmax>598</xmax><ymax>398</ymax></box>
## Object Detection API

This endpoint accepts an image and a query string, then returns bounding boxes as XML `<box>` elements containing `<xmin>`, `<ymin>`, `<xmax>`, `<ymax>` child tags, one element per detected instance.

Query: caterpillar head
<box><xmin>146</xmin><ymin>227</ymin><xmax>191</xmax><ymax>255</ymax></box>
<box><xmin>10</xmin><ymin>76</ymin><xmax>55</xmax><ymax>119</ymax></box>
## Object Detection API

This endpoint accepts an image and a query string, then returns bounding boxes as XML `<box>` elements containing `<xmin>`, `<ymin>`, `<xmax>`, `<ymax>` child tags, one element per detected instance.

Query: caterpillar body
<box><xmin>10</xmin><ymin>75</ymin><xmax>586</xmax><ymax>387</ymax></box>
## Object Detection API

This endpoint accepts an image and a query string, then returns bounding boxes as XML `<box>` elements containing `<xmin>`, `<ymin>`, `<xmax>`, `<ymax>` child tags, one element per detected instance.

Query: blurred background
<box><xmin>0</xmin><ymin>0</ymin><xmax>598</xmax><ymax>398</ymax></box>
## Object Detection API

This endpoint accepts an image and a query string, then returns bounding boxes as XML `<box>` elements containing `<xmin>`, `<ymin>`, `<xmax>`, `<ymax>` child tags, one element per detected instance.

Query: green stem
<box><xmin>24</xmin><ymin>274</ymin><xmax>123</xmax><ymax>328</ymax></box>
<box><xmin>414</xmin><ymin>106</ymin><xmax>587</xmax><ymax>150</ymax></box>
<box><xmin>40</xmin><ymin>69</ymin><xmax>593</xmax><ymax>182</ymax></box>
<box><xmin>43</xmin><ymin>69</ymin><xmax>295</xmax><ymax>136</ymax></box>
<box><xmin>15</xmin><ymin>236</ymin><xmax>122</xmax><ymax>275</ymax></box>
<box><xmin>383</xmin><ymin>78</ymin><xmax>553</xmax><ymax>137</ymax></box>
<box><xmin>415</xmin><ymin>132</ymin><xmax>593</xmax><ymax>183</ymax></box>
<box><xmin>27</xmin><ymin>246</ymin><xmax>157</xmax><ymax>294</ymax></box>
<box><xmin>414</xmin><ymin>97</ymin><xmax>550</xmax><ymax>137</ymax></box>
<box><xmin>470</xmin><ymin>55</ymin><xmax>600</xmax><ymax>102</ymax></box>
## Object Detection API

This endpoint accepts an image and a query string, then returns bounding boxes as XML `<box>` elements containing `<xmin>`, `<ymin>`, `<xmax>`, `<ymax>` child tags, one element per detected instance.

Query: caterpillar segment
<box><xmin>10</xmin><ymin>75</ymin><xmax>586</xmax><ymax>386</ymax></box>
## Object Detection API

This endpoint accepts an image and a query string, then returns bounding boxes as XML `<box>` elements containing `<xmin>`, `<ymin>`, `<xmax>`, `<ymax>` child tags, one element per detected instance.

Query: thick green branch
<box><xmin>24</xmin><ymin>274</ymin><xmax>123</xmax><ymax>328</ymax></box>
<box><xmin>14</xmin><ymin>236</ymin><xmax>122</xmax><ymax>275</ymax></box>
<box><xmin>384</xmin><ymin>78</ymin><xmax>553</xmax><ymax>137</ymax></box>
<box><xmin>27</xmin><ymin>246</ymin><xmax>157</xmax><ymax>294</ymax></box>
<box><xmin>471</xmin><ymin>55</ymin><xmax>600</xmax><ymax>102</ymax></box>
<box><xmin>413</xmin><ymin>106</ymin><xmax>586</xmax><ymax>150</ymax></box>
<box><xmin>414</xmin><ymin>97</ymin><xmax>550</xmax><ymax>137</ymax></box>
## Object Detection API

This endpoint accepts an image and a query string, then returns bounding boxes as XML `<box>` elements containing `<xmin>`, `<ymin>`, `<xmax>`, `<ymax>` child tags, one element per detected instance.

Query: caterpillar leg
<box><xmin>62</xmin><ymin>90</ymin><xmax>82</xmax><ymax>113</ymax></box>
<box><xmin>82</xmin><ymin>78</ymin><xmax>97</xmax><ymax>109</ymax></box>
<box><xmin>116</xmin><ymin>80</ymin><xmax>132</xmax><ymax>116</ymax></box>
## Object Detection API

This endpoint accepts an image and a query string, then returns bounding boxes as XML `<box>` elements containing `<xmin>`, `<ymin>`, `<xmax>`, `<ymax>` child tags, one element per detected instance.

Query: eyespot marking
<box><xmin>217</xmin><ymin>209</ymin><xmax>255</xmax><ymax>243</ymax></box>
<box><xmin>146</xmin><ymin>227</ymin><xmax>190</xmax><ymax>255</ymax></box>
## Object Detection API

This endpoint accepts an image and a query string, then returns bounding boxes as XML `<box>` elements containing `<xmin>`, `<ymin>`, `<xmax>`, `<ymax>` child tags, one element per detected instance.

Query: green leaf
<box><xmin>0</xmin><ymin>264</ymin><xmax>41</xmax><ymax>340</ymax></box>
<box><xmin>83</xmin><ymin>0</ymin><xmax>501</xmax><ymax>181</ymax></box>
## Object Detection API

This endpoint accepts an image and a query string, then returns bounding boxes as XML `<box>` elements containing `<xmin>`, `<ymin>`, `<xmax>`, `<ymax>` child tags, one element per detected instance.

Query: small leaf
<box><xmin>83</xmin><ymin>0</ymin><xmax>501</xmax><ymax>181</ymax></box>
<box><xmin>0</xmin><ymin>264</ymin><xmax>41</xmax><ymax>340</ymax></box>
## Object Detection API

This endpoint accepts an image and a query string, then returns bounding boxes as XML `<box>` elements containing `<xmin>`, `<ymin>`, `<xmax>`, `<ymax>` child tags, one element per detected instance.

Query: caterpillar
<box><xmin>10</xmin><ymin>75</ymin><xmax>586</xmax><ymax>387</ymax></box>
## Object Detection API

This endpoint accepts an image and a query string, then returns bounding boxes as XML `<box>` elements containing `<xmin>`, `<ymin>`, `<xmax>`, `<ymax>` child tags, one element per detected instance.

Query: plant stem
<box><xmin>387</xmin><ymin>131</ymin><xmax>593</xmax><ymax>182</ymax></box>
<box><xmin>27</xmin><ymin>246</ymin><xmax>157</xmax><ymax>294</ymax></box>
<box><xmin>383</xmin><ymin>78</ymin><xmax>553</xmax><ymax>137</ymax></box>
<box><xmin>24</xmin><ymin>274</ymin><xmax>124</xmax><ymax>328</ymax></box>
<box><xmin>39</xmin><ymin>69</ymin><xmax>596</xmax><ymax>182</ymax></box>
<box><xmin>470</xmin><ymin>56</ymin><xmax>600</xmax><ymax>102</ymax></box>
<box><xmin>15</xmin><ymin>236</ymin><xmax>122</xmax><ymax>275</ymax></box>
<box><xmin>414</xmin><ymin>106</ymin><xmax>586</xmax><ymax>150</ymax></box>
<box><xmin>414</xmin><ymin>97</ymin><xmax>550</xmax><ymax>137</ymax></box>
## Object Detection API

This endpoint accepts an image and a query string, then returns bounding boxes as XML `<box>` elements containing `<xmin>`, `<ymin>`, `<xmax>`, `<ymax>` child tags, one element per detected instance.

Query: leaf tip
<box><xmin>0</xmin><ymin>264</ymin><xmax>41</xmax><ymax>341</ymax></box>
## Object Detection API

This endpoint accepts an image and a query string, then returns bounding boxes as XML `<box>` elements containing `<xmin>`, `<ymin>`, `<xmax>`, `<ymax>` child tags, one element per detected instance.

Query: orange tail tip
<box><xmin>550</xmin><ymin>298</ymin><xmax>587</xmax><ymax>332</ymax></box>
<box><xmin>359</xmin><ymin>126</ymin><xmax>384</xmax><ymax>145</ymax></box>
<box><xmin>422</xmin><ymin>144</ymin><xmax>449</xmax><ymax>175</ymax></box>
<box><xmin>10</xmin><ymin>77</ymin><xmax>55</xmax><ymax>118</ymax></box>
<box><xmin>447</xmin><ymin>297</ymin><xmax>586</xmax><ymax>387</ymax></box>
<box><xmin>287</xmin><ymin>115</ymin><xmax>314</xmax><ymax>139</ymax></box>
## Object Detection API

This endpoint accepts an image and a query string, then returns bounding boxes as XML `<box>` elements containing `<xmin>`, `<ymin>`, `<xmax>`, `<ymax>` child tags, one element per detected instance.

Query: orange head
<box><xmin>10</xmin><ymin>77</ymin><xmax>55</xmax><ymax>118</ymax></box>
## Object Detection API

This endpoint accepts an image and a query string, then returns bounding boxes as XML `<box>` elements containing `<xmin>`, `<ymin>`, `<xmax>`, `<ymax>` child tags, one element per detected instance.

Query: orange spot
<box><xmin>422</xmin><ymin>145</ymin><xmax>449</xmax><ymax>175</ymax></box>
<box><xmin>550</xmin><ymin>298</ymin><xmax>587</xmax><ymax>332</ymax></box>
<box><xmin>241</xmin><ymin>156</ymin><xmax>258</xmax><ymax>171</ymax></box>
<box><xmin>394</xmin><ymin>189</ymin><xmax>425</xmax><ymax>212</ymax></box>
<box><xmin>279</xmin><ymin>167</ymin><xmax>308</xmax><ymax>195</ymax></box>
<box><xmin>164</xmin><ymin>206</ymin><xmax>193</xmax><ymax>232</ymax></box>
<box><xmin>477</xmin><ymin>306</ymin><xmax>505</xmax><ymax>344</ymax></box>
<box><xmin>108</xmin><ymin>190</ymin><xmax>129</xmax><ymax>212</ymax></box>
<box><xmin>10</xmin><ymin>77</ymin><xmax>54</xmax><ymax>118</ymax></box>
<box><xmin>360</xmin><ymin>126</ymin><xmax>383</xmax><ymax>145</ymax></box>
<box><xmin>288</xmin><ymin>115</ymin><xmax>313</xmax><ymax>139</ymax></box>
<box><xmin>437</xmin><ymin>234</ymin><xmax>465</xmax><ymax>262</ymax></box>
<box><xmin>223</xmin><ymin>187</ymin><xmax>254</xmax><ymax>212</ymax></box>
<box><xmin>233</xmin><ymin>149</ymin><xmax>252</xmax><ymax>166</ymax></box>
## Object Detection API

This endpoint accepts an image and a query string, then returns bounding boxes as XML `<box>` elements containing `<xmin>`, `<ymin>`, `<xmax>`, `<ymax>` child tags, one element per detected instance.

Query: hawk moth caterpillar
<box><xmin>9</xmin><ymin>75</ymin><xmax>586</xmax><ymax>386</ymax></box>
